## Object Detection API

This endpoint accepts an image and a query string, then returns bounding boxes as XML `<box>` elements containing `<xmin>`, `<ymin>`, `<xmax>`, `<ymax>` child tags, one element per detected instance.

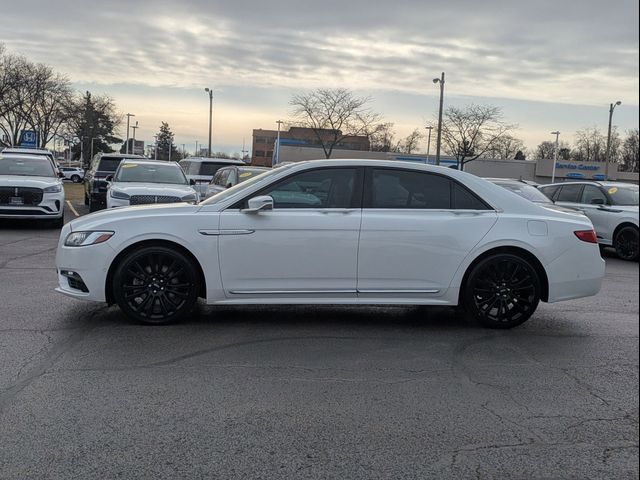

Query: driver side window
<box><xmin>261</xmin><ymin>168</ymin><xmax>357</xmax><ymax>209</ymax></box>
<box><xmin>581</xmin><ymin>185</ymin><xmax>607</xmax><ymax>205</ymax></box>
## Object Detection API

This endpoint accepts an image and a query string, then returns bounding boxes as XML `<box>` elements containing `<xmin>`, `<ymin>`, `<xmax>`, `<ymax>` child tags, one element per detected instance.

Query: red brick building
<box><xmin>251</xmin><ymin>127</ymin><xmax>370</xmax><ymax>166</ymax></box>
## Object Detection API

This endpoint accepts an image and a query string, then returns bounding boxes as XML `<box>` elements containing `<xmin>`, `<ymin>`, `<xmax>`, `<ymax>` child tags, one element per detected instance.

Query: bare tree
<box><xmin>438</xmin><ymin>104</ymin><xmax>516</xmax><ymax>170</ymax></box>
<box><xmin>289</xmin><ymin>88</ymin><xmax>381</xmax><ymax>158</ymax></box>
<box><xmin>397</xmin><ymin>128</ymin><xmax>424</xmax><ymax>154</ymax></box>
<box><xmin>571</xmin><ymin>126</ymin><xmax>620</xmax><ymax>163</ymax></box>
<box><xmin>367</xmin><ymin>122</ymin><xmax>397</xmax><ymax>152</ymax></box>
<box><xmin>483</xmin><ymin>134</ymin><xmax>525</xmax><ymax>160</ymax></box>
<box><xmin>0</xmin><ymin>54</ymin><xmax>39</xmax><ymax>146</ymax></box>
<box><xmin>620</xmin><ymin>128</ymin><xmax>639</xmax><ymax>173</ymax></box>
<box><xmin>536</xmin><ymin>140</ymin><xmax>571</xmax><ymax>160</ymax></box>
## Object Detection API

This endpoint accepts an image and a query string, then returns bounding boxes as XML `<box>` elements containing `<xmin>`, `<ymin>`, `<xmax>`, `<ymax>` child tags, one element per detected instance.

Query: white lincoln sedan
<box><xmin>55</xmin><ymin>160</ymin><xmax>605</xmax><ymax>328</ymax></box>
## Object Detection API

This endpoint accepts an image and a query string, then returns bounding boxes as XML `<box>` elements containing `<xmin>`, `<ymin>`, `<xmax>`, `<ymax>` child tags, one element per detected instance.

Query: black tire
<box><xmin>50</xmin><ymin>216</ymin><xmax>64</xmax><ymax>229</ymax></box>
<box><xmin>84</xmin><ymin>193</ymin><xmax>89</xmax><ymax>205</ymax></box>
<box><xmin>88</xmin><ymin>196</ymin><xmax>100</xmax><ymax>212</ymax></box>
<box><xmin>112</xmin><ymin>245</ymin><xmax>199</xmax><ymax>325</ymax></box>
<box><xmin>462</xmin><ymin>253</ymin><xmax>541</xmax><ymax>329</ymax></box>
<box><xmin>614</xmin><ymin>226</ymin><xmax>639</xmax><ymax>261</ymax></box>
<box><xmin>71</xmin><ymin>175</ymin><xmax>81</xmax><ymax>183</ymax></box>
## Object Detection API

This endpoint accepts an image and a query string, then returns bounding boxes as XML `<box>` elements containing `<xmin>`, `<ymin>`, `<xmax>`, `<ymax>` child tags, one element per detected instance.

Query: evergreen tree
<box><xmin>155</xmin><ymin>122</ymin><xmax>179</xmax><ymax>161</ymax></box>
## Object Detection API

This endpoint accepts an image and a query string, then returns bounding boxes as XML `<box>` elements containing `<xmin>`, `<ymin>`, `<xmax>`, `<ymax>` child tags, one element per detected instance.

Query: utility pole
<box><xmin>425</xmin><ymin>125</ymin><xmax>434</xmax><ymax>164</ymax></box>
<box><xmin>204</xmin><ymin>87</ymin><xmax>213</xmax><ymax>157</ymax></box>
<box><xmin>182</xmin><ymin>144</ymin><xmax>186</xmax><ymax>159</ymax></box>
<box><xmin>125</xmin><ymin>113</ymin><xmax>135</xmax><ymax>154</ymax></box>
<box><xmin>605</xmin><ymin>101</ymin><xmax>622</xmax><ymax>181</ymax></box>
<box><xmin>195</xmin><ymin>140</ymin><xmax>199</xmax><ymax>156</ymax></box>
<box><xmin>154</xmin><ymin>134</ymin><xmax>158</xmax><ymax>160</ymax></box>
<box><xmin>275</xmin><ymin>120</ymin><xmax>284</xmax><ymax>166</ymax></box>
<box><xmin>241</xmin><ymin>138</ymin><xmax>249</xmax><ymax>162</ymax></box>
<box><xmin>433</xmin><ymin>72</ymin><xmax>445</xmax><ymax>166</ymax></box>
<box><xmin>551</xmin><ymin>131</ymin><xmax>560</xmax><ymax>183</ymax></box>
<box><xmin>131</xmin><ymin>121</ymin><xmax>138</xmax><ymax>156</ymax></box>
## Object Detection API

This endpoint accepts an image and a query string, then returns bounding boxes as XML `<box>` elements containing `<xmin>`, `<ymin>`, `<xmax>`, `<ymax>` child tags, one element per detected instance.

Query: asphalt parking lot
<box><xmin>0</xmin><ymin>184</ymin><xmax>638</xmax><ymax>479</ymax></box>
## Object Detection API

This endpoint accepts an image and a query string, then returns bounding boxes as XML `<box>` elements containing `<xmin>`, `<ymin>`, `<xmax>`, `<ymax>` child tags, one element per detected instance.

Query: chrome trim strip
<box><xmin>198</xmin><ymin>229</ymin><xmax>255</xmax><ymax>236</ymax></box>
<box><xmin>229</xmin><ymin>289</ymin><xmax>357</xmax><ymax>295</ymax></box>
<box><xmin>357</xmin><ymin>289</ymin><xmax>440</xmax><ymax>294</ymax></box>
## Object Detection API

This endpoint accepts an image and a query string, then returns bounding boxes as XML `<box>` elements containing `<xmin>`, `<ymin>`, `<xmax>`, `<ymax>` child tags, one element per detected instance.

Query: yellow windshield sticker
<box><xmin>121</xmin><ymin>164</ymin><xmax>138</xmax><ymax>168</ymax></box>
<box><xmin>608</xmin><ymin>187</ymin><xmax>618</xmax><ymax>194</ymax></box>
<box><xmin>239</xmin><ymin>172</ymin><xmax>252</xmax><ymax>178</ymax></box>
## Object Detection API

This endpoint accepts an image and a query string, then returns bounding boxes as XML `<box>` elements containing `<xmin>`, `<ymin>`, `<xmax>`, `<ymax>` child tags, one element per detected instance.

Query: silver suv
<box><xmin>539</xmin><ymin>181</ymin><xmax>639</xmax><ymax>261</ymax></box>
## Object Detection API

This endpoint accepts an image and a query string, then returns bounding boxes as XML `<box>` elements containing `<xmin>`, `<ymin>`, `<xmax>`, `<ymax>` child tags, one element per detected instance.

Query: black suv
<box><xmin>84</xmin><ymin>153</ymin><xmax>146</xmax><ymax>212</ymax></box>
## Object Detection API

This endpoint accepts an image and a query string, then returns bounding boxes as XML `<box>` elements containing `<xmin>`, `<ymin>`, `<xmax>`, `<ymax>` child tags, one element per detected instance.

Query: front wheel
<box><xmin>614</xmin><ymin>226</ymin><xmax>639</xmax><ymax>261</ymax></box>
<box><xmin>112</xmin><ymin>245</ymin><xmax>200</xmax><ymax>325</ymax></box>
<box><xmin>71</xmin><ymin>174</ymin><xmax>81</xmax><ymax>183</ymax></box>
<box><xmin>462</xmin><ymin>253</ymin><xmax>541</xmax><ymax>329</ymax></box>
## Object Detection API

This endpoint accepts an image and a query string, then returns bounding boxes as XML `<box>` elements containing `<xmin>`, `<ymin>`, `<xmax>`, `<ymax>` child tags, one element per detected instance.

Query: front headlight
<box><xmin>110</xmin><ymin>189</ymin><xmax>130</xmax><ymax>200</ymax></box>
<box><xmin>181</xmin><ymin>193</ymin><xmax>198</xmax><ymax>204</ymax></box>
<box><xmin>43</xmin><ymin>184</ymin><xmax>62</xmax><ymax>193</ymax></box>
<box><xmin>64</xmin><ymin>231</ymin><xmax>114</xmax><ymax>247</ymax></box>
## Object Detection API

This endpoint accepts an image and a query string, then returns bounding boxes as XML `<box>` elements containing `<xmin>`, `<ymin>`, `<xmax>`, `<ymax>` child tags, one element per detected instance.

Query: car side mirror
<box><xmin>242</xmin><ymin>195</ymin><xmax>273</xmax><ymax>213</ymax></box>
<box><xmin>105</xmin><ymin>174</ymin><xmax>113</xmax><ymax>182</ymax></box>
<box><xmin>591</xmin><ymin>198</ymin><xmax>605</xmax><ymax>205</ymax></box>
<box><xmin>189</xmin><ymin>179</ymin><xmax>196</xmax><ymax>186</ymax></box>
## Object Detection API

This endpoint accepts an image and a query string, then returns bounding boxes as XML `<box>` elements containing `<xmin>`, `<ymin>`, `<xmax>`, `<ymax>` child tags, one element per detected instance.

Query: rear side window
<box><xmin>581</xmin><ymin>185</ymin><xmax>607</xmax><ymax>205</ymax></box>
<box><xmin>453</xmin><ymin>183</ymin><xmax>490</xmax><ymax>210</ymax></box>
<box><xmin>539</xmin><ymin>185</ymin><xmax>560</xmax><ymax>201</ymax></box>
<box><xmin>556</xmin><ymin>184</ymin><xmax>583</xmax><ymax>203</ymax></box>
<box><xmin>371</xmin><ymin>169</ymin><xmax>451</xmax><ymax>209</ymax></box>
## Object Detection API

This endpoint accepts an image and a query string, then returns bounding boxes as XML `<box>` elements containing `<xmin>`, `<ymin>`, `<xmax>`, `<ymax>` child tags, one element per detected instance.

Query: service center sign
<box><xmin>535</xmin><ymin>157</ymin><xmax>616</xmax><ymax>180</ymax></box>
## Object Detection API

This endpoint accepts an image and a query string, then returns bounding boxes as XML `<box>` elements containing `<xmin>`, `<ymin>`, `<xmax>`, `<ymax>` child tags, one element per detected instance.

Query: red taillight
<box><xmin>574</xmin><ymin>230</ymin><xmax>598</xmax><ymax>244</ymax></box>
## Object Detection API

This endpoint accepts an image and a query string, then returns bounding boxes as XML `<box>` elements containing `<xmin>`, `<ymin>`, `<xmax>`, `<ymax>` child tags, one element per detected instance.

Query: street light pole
<box><xmin>605</xmin><ymin>101</ymin><xmax>622</xmax><ymax>181</ymax></box>
<box><xmin>275</xmin><ymin>120</ymin><xmax>284</xmax><ymax>166</ymax></box>
<box><xmin>425</xmin><ymin>125</ymin><xmax>434</xmax><ymax>164</ymax></box>
<box><xmin>125</xmin><ymin>113</ymin><xmax>135</xmax><ymax>154</ymax></box>
<box><xmin>204</xmin><ymin>87</ymin><xmax>213</xmax><ymax>157</ymax></box>
<box><xmin>550</xmin><ymin>131</ymin><xmax>560</xmax><ymax>183</ymax></box>
<box><xmin>131</xmin><ymin>121</ymin><xmax>138</xmax><ymax>155</ymax></box>
<box><xmin>154</xmin><ymin>134</ymin><xmax>158</xmax><ymax>160</ymax></box>
<box><xmin>432</xmin><ymin>72</ymin><xmax>445</xmax><ymax>167</ymax></box>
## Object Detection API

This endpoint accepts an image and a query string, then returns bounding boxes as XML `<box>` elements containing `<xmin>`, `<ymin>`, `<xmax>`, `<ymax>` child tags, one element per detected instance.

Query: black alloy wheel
<box><xmin>463</xmin><ymin>253</ymin><xmax>541</xmax><ymax>329</ymax></box>
<box><xmin>614</xmin><ymin>226</ymin><xmax>639</xmax><ymax>261</ymax></box>
<box><xmin>113</xmin><ymin>246</ymin><xmax>199</xmax><ymax>325</ymax></box>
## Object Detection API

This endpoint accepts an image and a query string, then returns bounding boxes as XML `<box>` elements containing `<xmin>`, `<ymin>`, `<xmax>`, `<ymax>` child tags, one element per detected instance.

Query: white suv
<box><xmin>178</xmin><ymin>157</ymin><xmax>245</xmax><ymax>199</ymax></box>
<box><xmin>539</xmin><ymin>181</ymin><xmax>639</xmax><ymax>261</ymax></box>
<box><xmin>0</xmin><ymin>153</ymin><xmax>65</xmax><ymax>227</ymax></box>
<box><xmin>60</xmin><ymin>166</ymin><xmax>85</xmax><ymax>183</ymax></box>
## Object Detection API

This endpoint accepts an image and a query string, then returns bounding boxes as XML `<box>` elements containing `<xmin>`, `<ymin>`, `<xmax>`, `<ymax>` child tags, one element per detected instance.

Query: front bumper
<box><xmin>0</xmin><ymin>192</ymin><xmax>64</xmax><ymax>219</ymax></box>
<box><xmin>55</xmin><ymin>239</ymin><xmax>116</xmax><ymax>302</ymax></box>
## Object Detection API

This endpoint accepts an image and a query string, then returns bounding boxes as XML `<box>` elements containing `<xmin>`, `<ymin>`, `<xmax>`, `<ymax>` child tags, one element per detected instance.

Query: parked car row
<box><xmin>487</xmin><ymin>178</ymin><xmax>639</xmax><ymax>261</ymax></box>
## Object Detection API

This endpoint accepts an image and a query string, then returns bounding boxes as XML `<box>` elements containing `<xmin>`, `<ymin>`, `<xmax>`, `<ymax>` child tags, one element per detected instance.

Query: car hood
<box><xmin>0</xmin><ymin>175</ymin><xmax>61</xmax><ymax>188</ymax></box>
<box><xmin>108</xmin><ymin>182</ymin><xmax>197</xmax><ymax>197</ymax></box>
<box><xmin>68</xmin><ymin>202</ymin><xmax>201</xmax><ymax>232</ymax></box>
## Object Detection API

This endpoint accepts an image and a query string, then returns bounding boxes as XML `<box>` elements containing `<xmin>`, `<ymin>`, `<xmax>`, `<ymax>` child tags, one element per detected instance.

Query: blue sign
<box><xmin>20</xmin><ymin>130</ymin><xmax>37</xmax><ymax>147</ymax></box>
<box><xmin>566</xmin><ymin>172</ymin><xmax>585</xmax><ymax>179</ymax></box>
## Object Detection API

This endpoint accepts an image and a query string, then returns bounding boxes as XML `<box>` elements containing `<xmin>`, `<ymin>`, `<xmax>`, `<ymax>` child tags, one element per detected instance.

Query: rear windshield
<box><xmin>0</xmin><ymin>156</ymin><xmax>55</xmax><ymax>177</ymax></box>
<box><xmin>97</xmin><ymin>158</ymin><xmax>125</xmax><ymax>172</ymax></box>
<box><xmin>198</xmin><ymin>162</ymin><xmax>234</xmax><ymax>176</ymax></box>
<box><xmin>495</xmin><ymin>182</ymin><xmax>551</xmax><ymax>203</ymax></box>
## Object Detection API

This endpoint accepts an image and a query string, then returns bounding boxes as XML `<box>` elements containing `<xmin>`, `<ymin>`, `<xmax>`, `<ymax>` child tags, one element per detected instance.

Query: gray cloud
<box><xmin>1</xmin><ymin>0</ymin><xmax>637</xmax><ymax>106</ymax></box>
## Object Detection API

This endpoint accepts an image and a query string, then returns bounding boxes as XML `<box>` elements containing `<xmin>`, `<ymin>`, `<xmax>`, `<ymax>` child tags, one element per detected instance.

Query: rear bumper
<box><xmin>546</xmin><ymin>242</ymin><xmax>605</xmax><ymax>303</ymax></box>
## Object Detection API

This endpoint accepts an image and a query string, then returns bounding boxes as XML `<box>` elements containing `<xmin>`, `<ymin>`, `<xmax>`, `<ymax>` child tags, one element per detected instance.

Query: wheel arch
<box><xmin>105</xmin><ymin>239</ymin><xmax>207</xmax><ymax>305</ymax></box>
<box><xmin>458</xmin><ymin>246</ymin><xmax>549</xmax><ymax>304</ymax></box>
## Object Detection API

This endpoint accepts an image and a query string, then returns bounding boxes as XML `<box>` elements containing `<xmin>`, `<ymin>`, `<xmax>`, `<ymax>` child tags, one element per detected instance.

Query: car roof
<box><xmin>98</xmin><ymin>153</ymin><xmax>146</xmax><ymax>159</ymax></box>
<box><xmin>119</xmin><ymin>159</ymin><xmax>181</xmax><ymax>167</ymax></box>
<box><xmin>181</xmin><ymin>157</ymin><xmax>245</xmax><ymax>164</ymax></box>
<box><xmin>2</xmin><ymin>147</ymin><xmax>53</xmax><ymax>155</ymax></box>
<box><xmin>0</xmin><ymin>153</ymin><xmax>54</xmax><ymax>162</ymax></box>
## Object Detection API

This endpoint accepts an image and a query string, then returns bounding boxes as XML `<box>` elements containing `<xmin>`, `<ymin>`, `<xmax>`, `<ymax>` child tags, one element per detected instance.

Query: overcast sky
<box><xmin>2</xmin><ymin>0</ymin><xmax>638</xmax><ymax>155</ymax></box>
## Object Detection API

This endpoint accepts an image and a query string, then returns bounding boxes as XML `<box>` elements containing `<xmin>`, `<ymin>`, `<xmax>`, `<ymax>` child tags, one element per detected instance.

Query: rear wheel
<box><xmin>112</xmin><ymin>245</ymin><xmax>199</xmax><ymax>325</ymax></box>
<box><xmin>614</xmin><ymin>226</ymin><xmax>639</xmax><ymax>261</ymax></box>
<box><xmin>463</xmin><ymin>253</ymin><xmax>541</xmax><ymax>329</ymax></box>
<box><xmin>71</xmin><ymin>174</ymin><xmax>81</xmax><ymax>183</ymax></box>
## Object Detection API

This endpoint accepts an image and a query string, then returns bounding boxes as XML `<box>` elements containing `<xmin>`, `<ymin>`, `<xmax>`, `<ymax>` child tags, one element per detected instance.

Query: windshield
<box><xmin>201</xmin><ymin>166</ymin><xmax>288</xmax><ymax>205</ymax></box>
<box><xmin>115</xmin><ymin>163</ymin><xmax>188</xmax><ymax>184</ymax></box>
<box><xmin>98</xmin><ymin>158</ymin><xmax>125</xmax><ymax>172</ymax></box>
<box><xmin>495</xmin><ymin>182</ymin><xmax>551</xmax><ymax>203</ymax></box>
<box><xmin>607</xmin><ymin>185</ymin><xmax>639</xmax><ymax>206</ymax></box>
<box><xmin>0</xmin><ymin>156</ymin><xmax>55</xmax><ymax>177</ymax></box>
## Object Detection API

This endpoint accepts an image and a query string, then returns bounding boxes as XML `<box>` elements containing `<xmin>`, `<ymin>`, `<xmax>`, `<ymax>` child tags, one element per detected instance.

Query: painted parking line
<box><xmin>66</xmin><ymin>200</ymin><xmax>80</xmax><ymax>217</ymax></box>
